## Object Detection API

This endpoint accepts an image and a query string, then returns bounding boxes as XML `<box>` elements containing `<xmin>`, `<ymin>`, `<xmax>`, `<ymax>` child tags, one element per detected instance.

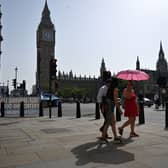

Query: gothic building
<box><xmin>136</xmin><ymin>41</ymin><xmax>168</xmax><ymax>98</ymax></box>
<box><xmin>36</xmin><ymin>0</ymin><xmax>56</xmax><ymax>94</ymax></box>
<box><xmin>35</xmin><ymin>1</ymin><xmax>104</xmax><ymax>99</ymax></box>
<box><xmin>56</xmin><ymin>58</ymin><xmax>105</xmax><ymax>100</ymax></box>
<box><xmin>36</xmin><ymin>1</ymin><xmax>168</xmax><ymax>100</ymax></box>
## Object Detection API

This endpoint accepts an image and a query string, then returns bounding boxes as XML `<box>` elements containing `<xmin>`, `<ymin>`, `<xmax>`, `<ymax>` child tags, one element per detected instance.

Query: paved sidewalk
<box><xmin>0</xmin><ymin>116</ymin><xmax>168</xmax><ymax>168</ymax></box>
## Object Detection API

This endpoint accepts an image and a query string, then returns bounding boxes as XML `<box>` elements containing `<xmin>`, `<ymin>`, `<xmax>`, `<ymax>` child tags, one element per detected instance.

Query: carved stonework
<box><xmin>36</xmin><ymin>1</ymin><xmax>56</xmax><ymax>93</ymax></box>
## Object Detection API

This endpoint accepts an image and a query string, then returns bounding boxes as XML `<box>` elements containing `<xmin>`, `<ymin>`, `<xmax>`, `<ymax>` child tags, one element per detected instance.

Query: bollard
<box><xmin>116</xmin><ymin>107</ymin><xmax>121</xmax><ymax>122</ymax></box>
<box><xmin>95</xmin><ymin>102</ymin><xmax>100</xmax><ymax>119</ymax></box>
<box><xmin>58</xmin><ymin>101</ymin><xmax>62</xmax><ymax>117</ymax></box>
<box><xmin>20</xmin><ymin>101</ymin><xmax>24</xmax><ymax>117</ymax></box>
<box><xmin>39</xmin><ymin>101</ymin><xmax>43</xmax><ymax>117</ymax></box>
<box><xmin>76</xmin><ymin>101</ymin><xmax>81</xmax><ymax>118</ymax></box>
<box><xmin>1</xmin><ymin>102</ymin><xmax>5</xmax><ymax>117</ymax></box>
<box><xmin>139</xmin><ymin>101</ymin><xmax>145</xmax><ymax>124</ymax></box>
<box><xmin>49</xmin><ymin>101</ymin><xmax>52</xmax><ymax>118</ymax></box>
<box><xmin>165</xmin><ymin>102</ymin><xmax>168</xmax><ymax>129</ymax></box>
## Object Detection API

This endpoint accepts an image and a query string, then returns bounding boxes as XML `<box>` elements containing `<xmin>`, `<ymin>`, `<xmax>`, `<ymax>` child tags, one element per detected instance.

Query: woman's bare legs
<box><xmin>111</xmin><ymin>113</ymin><xmax>117</xmax><ymax>138</ymax></box>
<box><xmin>130</xmin><ymin>117</ymin><xmax>139</xmax><ymax>137</ymax></box>
<box><xmin>118</xmin><ymin>117</ymin><xmax>136</xmax><ymax>135</ymax></box>
<box><xmin>130</xmin><ymin>117</ymin><xmax>136</xmax><ymax>133</ymax></box>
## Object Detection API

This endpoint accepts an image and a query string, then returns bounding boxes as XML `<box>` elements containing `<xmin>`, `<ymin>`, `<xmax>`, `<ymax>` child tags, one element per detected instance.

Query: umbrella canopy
<box><xmin>116</xmin><ymin>70</ymin><xmax>149</xmax><ymax>81</ymax></box>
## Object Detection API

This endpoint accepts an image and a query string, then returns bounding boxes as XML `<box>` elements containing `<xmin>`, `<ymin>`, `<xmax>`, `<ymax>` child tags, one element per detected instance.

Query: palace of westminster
<box><xmin>0</xmin><ymin>1</ymin><xmax>168</xmax><ymax>99</ymax></box>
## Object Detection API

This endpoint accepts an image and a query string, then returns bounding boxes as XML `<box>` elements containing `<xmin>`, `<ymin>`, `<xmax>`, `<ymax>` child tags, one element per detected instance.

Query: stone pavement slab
<box><xmin>0</xmin><ymin>117</ymin><xmax>168</xmax><ymax>168</ymax></box>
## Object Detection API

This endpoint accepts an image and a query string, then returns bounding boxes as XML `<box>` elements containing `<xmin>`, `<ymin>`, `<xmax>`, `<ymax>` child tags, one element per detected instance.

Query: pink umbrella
<box><xmin>116</xmin><ymin>70</ymin><xmax>149</xmax><ymax>81</ymax></box>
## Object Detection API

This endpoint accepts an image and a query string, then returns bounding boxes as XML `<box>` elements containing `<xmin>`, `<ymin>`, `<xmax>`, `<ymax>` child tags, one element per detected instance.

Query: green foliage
<box><xmin>58</xmin><ymin>87</ymin><xmax>89</xmax><ymax>98</ymax></box>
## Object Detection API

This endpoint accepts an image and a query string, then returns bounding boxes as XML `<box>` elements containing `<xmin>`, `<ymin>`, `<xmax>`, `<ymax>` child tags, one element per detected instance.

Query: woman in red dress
<box><xmin>118</xmin><ymin>80</ymin><xmax>139</xmax><ymax>137</ymax></box>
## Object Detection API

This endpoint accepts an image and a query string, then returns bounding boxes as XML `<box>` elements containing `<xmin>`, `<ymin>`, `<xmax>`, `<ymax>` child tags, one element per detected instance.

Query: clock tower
<box><xmin>36</xmin><ymin>0</ymin><xmax>56</xmax><ymax>93</ymax></box>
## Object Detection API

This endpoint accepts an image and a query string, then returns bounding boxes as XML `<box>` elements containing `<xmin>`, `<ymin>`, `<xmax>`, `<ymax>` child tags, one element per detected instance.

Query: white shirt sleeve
<box><xmin>97</xmin><ymin>85</ymin><xmax>108</xmax><ymax>103</ymax></box>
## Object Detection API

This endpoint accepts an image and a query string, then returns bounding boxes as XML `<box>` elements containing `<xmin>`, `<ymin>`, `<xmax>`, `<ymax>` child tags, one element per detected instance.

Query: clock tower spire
<box><xmin>40</xmin><ymin>0</ymin><xmax>53</xmax><ymax>27</ymax></box>
<box><xmin>36</xmin><ymin>1</ymin><xmax>56</xmax><ymax>94</ymax></box>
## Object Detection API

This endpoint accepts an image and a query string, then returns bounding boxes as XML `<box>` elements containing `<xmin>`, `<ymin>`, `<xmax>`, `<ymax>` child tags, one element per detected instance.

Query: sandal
<box><xmin>130</xmin><ymin>132</ymin><xmax>139</xmax><ymax>137</ymax></box>
<box><xmin>99</xmin><ymin>137</ymin><xmax>108</xmax><ymax>143</ymax></box>
<box><xmin>113</xmin><ymin>136</ymin><xmax>122</xmax><ymax>143</ymax></box>
<box><xmin>118</xmin><ymin>127</ymin><xmax>123</xmax><ymax>136</ymax></box>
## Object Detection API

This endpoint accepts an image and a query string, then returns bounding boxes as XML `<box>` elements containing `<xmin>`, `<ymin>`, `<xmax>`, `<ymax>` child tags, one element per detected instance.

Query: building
<box><xmin>35</xmin><ymin>1</ymin><xmax>104</xmax><ymax>100</ymax></box>
<box><xmin>55</xmin><ymin>56</ymin><xmax>111</xmax><ymax>101</ymax></box>
<box><xmin>136</xmin><ymin>41</ymin><xmax>168</xmax><ymax>99</ymax></box>
<box><xmin>36</xmin><ymin>0</ymin><xmax>56</xmax><ymax>94</ymax></box>
<box><xmin>0</xmin><ymin>85</ymin><xmax>8</xmax><ymax>97</ymax></box>
<box><xmin>36</xmin><ymin>1</ymin><xmax>168</xmax><ymax>101</ymax></box>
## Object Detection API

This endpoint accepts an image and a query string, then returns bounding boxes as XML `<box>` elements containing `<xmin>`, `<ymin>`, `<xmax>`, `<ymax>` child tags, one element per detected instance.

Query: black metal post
<box><xmin>76</xmin><ymin>101</ymin><xmax>81</xmax><ymax>118</ymax></box>
<box><xmin>165</xmin><ymin>102</ymin><xmax>168</xmax><ymax>129</ymax></box>
<box><xmin>49</xmin><ymin>72</ymin><xmax>52</xmax><ymax>118</ymax></box>
<box><xmin>1</xmin><ymin>102</ymin><xmax>5</xmax><ymax>117</ymax></box>
<box><xmin>39</xmin><ymin>101</ymin><xmax>43</xmax><ymax>117</ymax></box>
<box><xmin>95</xmin><ymin>102</ymin><xmax>100</xmax><ymax>119</ymax></box>
<box><xmin>49</xmin><ymin>96</ymin><xmax>52</xmax><ymax>118</ymax></box>
<box><xmin>116</xmin><ymin>107</ymin><xmax>121</xmax><ymax>121</ymax></box>
<box><xmin>20</xmin><ymin>101</ymin><xmax>24</xmax><ymax>117</ymax></box>
<box><xmin>58</xmin><ymin>101</ymin><xmax>62</xmax><ymax>117</ymax></box>
<box><xmin>139</xmin><ymin>101</ymin><xmax>145</xmax><ymax>124</ymax></box>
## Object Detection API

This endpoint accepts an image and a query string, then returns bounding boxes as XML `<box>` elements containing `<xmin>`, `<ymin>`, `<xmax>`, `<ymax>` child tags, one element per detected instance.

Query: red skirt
<box><xmin>124</xmin><ymin>100</ymin><xmax>138</xmax><ymax>117</ymax></box>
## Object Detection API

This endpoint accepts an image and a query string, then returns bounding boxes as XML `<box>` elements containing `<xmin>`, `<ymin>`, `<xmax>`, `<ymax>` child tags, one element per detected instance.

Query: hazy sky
<box><xmin>0</xmin><ymin>0</ymin><xmax>168</xmax><ymax>93</ymax></box>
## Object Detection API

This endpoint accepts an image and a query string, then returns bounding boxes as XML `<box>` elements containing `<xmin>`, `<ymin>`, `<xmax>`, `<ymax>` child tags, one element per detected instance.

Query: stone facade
<box><xmin>57</xmin><ymin>73</ymin><xmax>100</xmax><ymax>101</ymax></box>
<box><xmin>36</xmin><ymin>1</ymin><xmax>56</xmax><ymax>94</ymax></box>
<box><xmin>36</xmin><ymin>1</ymin><xmax>168</xmax><ymax>100</ymax></box>
<box><xmin>136</xmin><ymin>41</ymin><xmax>168</xmax><ymax>99</ymax></box>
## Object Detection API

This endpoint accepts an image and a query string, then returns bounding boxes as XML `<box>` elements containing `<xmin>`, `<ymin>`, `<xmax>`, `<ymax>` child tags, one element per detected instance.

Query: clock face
<box><xmin>43</xmin><ymin>31</ymin><xmax>53</xmax><ymax>41</ymax></box>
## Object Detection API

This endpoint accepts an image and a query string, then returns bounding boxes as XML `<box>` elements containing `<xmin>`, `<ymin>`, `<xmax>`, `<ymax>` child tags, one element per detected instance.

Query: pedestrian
<box><xmin>97</xmin><ymin>78</ymin><xmax>112</xmax><ymax>138</ymax></box>
<box><xmin>154</xmin><ymin>94</ymin><xmax>160</xmax><ymax>109</ymax></box>
<box><xmin>100</xmin><ymin>77</ymin><xmax>123</xmax><ymax>142</ymax></box>
<box><xmin>118</xmin><ymin>80</ymin><xmax>139</xmax><ymax>137</ymax></box>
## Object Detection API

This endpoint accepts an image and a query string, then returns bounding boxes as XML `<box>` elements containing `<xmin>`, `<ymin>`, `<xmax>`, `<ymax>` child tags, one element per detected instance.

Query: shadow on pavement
<box><xmin>71</xmin><ymin>138</ymin><xmax>135</xmax><ymax>166</ymax></box>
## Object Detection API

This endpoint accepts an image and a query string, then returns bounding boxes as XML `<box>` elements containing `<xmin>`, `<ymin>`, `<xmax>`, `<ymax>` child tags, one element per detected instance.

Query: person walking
<box><xmin>100</xmin><ymin>77</ymin><xmax>123</xmax><ymax>142</ymax></box>
<box><xmin>118</xmin><ymin>80</ymin><xmax>139</xmax><ymax>137</ymax></box>
<box><xmin>97</xmin><ymin>78</ymin><xmax>112</xmax><ymax>138</ymax></box>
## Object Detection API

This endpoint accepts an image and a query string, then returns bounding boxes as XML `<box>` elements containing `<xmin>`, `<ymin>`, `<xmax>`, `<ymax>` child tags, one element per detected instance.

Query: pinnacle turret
<box><xmin>159</xmin><ymin>41</ymin><xmax>164</xmax><ymax>59</ymax></box>
<box><xmin>100</xmin><ymin>58</ymin><xmax>106</xmax><ymax>78</ymax></box>
<box><xmin>156</xmin><ymin>41</ymin><xmax>168</xmax><ymax>72</ymax></box>
<box><xmin>39</xmin><ymin>0</ymin><xmax>54</xmax><ymax>28</ymax></box>
<box><xmin>136</xmin><ymin>56</ymin><xmax>140</xmax><ymax>70</ymax></box>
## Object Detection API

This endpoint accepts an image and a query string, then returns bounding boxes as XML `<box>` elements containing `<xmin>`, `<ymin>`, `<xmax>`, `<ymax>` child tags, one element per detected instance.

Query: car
<box><xmin>40</xmin><ymin>93</ymin><xmax>60</xmax><ymax>107</ymax></box>
<box><xmin>143</xmin><ymin>97</ymin><xmax>154</xmax><ymax>107</ymax></box>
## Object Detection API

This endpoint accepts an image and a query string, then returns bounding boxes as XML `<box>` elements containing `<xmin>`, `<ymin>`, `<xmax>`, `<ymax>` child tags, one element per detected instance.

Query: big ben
<box><xmin>36</xmin><ymin>0</ymin><xmax>56</xmax><ymax>94</ymax></box>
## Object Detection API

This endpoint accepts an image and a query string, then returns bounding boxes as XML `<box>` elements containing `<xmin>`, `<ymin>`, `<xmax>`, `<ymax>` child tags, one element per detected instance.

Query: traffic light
<box><xmin>50</xmin><ymin>58</ymin><xmax>57</xmax><ymax>79</ymax></box>
<box><xmin>12</xmin><ymin>78</ymin><xmax>16</xmax><ymax>89</ymax></box>
<box><xmin>157</xmin><ymin>76</ymin><xmax>167</xmax><ymax>88</ymax></box>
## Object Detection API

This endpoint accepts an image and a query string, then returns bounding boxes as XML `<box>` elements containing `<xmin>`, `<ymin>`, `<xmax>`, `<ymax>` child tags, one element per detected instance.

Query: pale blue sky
<box><xmin>0</xmin><ymin>0</ymin><xmax>168</xmax><ymax>93</ymax></box>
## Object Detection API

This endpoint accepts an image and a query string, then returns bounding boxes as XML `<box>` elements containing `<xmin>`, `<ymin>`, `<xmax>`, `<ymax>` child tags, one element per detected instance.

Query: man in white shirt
<box><xmin>97</xmin><ymin>79</ymin><xmax>112</xmax><ymax>138</ymax></box>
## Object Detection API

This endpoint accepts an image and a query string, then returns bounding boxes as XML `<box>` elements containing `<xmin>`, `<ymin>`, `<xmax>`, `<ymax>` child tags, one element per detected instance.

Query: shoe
<box><xmin>118</xmin><ymin>127</ymin><xmax>123</xmax><ymax>136</ymax></box>
<box><xmin>99</xmin><ymin>128</ymin><xmax>110</xmax><ymax>139</ymax></box>
<box><xmin>113</xmin><ymin>136</ymin><xmax>122</xmax><ymax>143</ymax></box>
<box><xmin>106</xmin><ymin>134</ymin><xmax>112</xmax><ymax>139</ymax></box>
<box><xmin>130</xmin><ymin>132</ymin><xmax>139</xmax><ymax>137</ymax></box>
<box><xmin>99</xmin><ymin>137</ymin><xmax>108</xmax><ymax>143</ymax></box>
